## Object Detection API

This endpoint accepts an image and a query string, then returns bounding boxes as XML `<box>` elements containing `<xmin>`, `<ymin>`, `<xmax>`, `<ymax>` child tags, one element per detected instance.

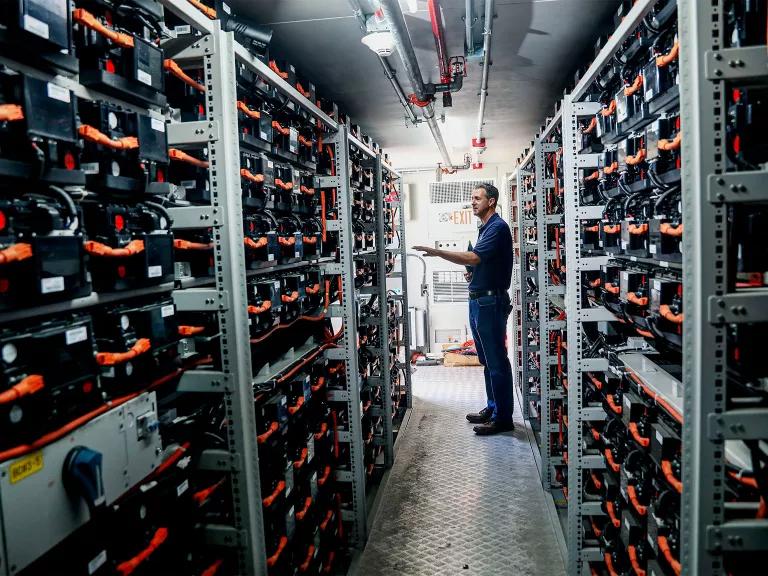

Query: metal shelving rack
<box><xmin>158</xmin><ymin>0</ymin><xmax>405</xmax><ymax>566</ymax></box>
<box><xmin>516</xmin><ymin>147</ymin><xmax>540</xmax><ymax>427</ymax></box>
<box><xmin>509</xmin><ymin>173</ymin><xmax>523</xmax><ymax>407</ymax></box>
<box><xmin>319</xmin><ymin>126</ymin><xmax>369</xmax><ymax>549</ymax></box>
<box><xmin>395</xmin><ymin>180</ymin><xmax>414</xmax><ymax>421</ymax></box>
<box><xmin>562</xmin><ymin>2</ymin><xmax>674</xmax><ymax>574</ymax></box>
<box><xmin>371</xmin><ymin>153</ymin><xmax>395</xmax><ymax>469</ymax></box>
<box><xmin>382</xmin><ymin>162</ymin><xmax>413</xmax><ymax>450</ymax></box>
<box><xmin>535</xmin><ymin>111</ymin><xmax>566</xmax><ymax>490</ymax></box>
<box><xmin>562</xmin><ymin>94</ymin><xmax>611</xmax><ymax>576</ymax></box>
<box><xmin>679</xmin><ymin>1</ymin><xmax>768</xmax><ymax>573</ymax></box>
<box><xmin>169</xmin><ymin>24</ymin><xmax>267</xmax><ymax>574</ymax></box>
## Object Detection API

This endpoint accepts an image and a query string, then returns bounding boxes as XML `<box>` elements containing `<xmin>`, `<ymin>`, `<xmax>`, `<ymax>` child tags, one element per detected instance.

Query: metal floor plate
<box><xmin>355</xmin><ymin>366</ymin><xmax>567</xmax><ymax>576</ymax></box>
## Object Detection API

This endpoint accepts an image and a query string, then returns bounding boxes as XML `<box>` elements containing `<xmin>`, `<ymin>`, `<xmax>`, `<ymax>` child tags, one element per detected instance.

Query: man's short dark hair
<box><xmin>474</xmin><ymin>183</ymin><xmax>499</xmax><ymax>206</ymax></box>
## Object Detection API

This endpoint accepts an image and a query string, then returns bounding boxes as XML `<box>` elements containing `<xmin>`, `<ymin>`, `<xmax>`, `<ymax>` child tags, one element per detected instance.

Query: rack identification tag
<box><xmin>9</xmin><ymin>451</ymin><xmax>43</xmax><ymax>484</ymax></box>
<box><xmin>66</xmin><ymin>326</ymin><xmax>88</xmax><ymax>345</ymax></box>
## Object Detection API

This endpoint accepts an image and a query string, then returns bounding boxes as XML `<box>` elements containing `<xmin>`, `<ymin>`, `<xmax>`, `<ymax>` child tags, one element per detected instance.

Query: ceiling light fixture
<box><xmin>362</xmin><ymin>30</ymin><xmax>396</xmax><ymax>56</ymax></box>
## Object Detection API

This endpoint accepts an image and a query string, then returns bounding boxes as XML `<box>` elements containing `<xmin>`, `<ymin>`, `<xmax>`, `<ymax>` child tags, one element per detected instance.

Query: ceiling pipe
<box><xmin>472</xmin><ymin>0</ymin><xmax>494</xmax><ymax>165</ymax></box>
<box><xmin>378</xmin><ymin>57</ymin><xmax>421</xmax><ymax>124</ymax></box>
<box><xmin>378</xmin><ymin>0</ymin><xmax>453</xmax><ymax>166</ymax></box>
<box><xmin>438</xmin><ymin>153</ymin><xmax>472</xmax><ymax>174</ymax></box>
<box><xmin>464</xmin><ymin>0</ymin><xmax>474</xmax><ymax>55</ymax></box>
<box><xmin>348</xmin><ymin>0</ymin><xmax>420</xmax><ymax>125</ymax></box>
<box><xmin>427</xmin><ymin>0</ymin><xmax>453</xmax><ymax>107</ymax></box>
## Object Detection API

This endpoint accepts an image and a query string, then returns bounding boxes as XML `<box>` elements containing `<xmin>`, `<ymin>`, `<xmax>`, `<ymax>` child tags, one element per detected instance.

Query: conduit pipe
<box><xmin>378</xmin><ymin>0</ymin><xmax>453</xmax><ymax>166</ymax></box>
<box><xmin>465</xmin><ymin>0</ymin><xmax>475</xmax><ymax>55</ymax></box>
<box><xmin>472</xmin><ymin>0</ymin><xmax>494</xmax><ymax>155</ymax></box>
<box><xmin>428</xmin><ymin>0</ymin><xmax>450</xmax><ymax>83</ymax></box>
<box><xmin>378</xmin><ymin>57</ymin><xmax>420</xmax><ymax>124</ymax></box>
<box><xmin>428</xmin><ymin>0</ymin><xmax>462</xmax><ymax>108</ymax></box>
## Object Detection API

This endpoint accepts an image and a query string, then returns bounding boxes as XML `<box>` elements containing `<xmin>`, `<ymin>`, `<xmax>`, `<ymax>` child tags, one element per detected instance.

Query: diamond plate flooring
<box><xmin>355</xmin><ymin>366</ymin><xmax>566</xmax><ymax>576</ymax></box>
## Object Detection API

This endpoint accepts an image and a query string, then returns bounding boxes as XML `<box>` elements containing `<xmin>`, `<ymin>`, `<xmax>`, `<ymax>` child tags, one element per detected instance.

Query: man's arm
<box><xmin>412</xmin><ymin>246</ymin><xmax>481</xmax><ymax>266</ymax></box>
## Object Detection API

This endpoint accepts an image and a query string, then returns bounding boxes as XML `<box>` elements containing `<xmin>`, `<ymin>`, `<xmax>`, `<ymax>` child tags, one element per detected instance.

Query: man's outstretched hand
<box><xmin>412</xmin><ymin>245</ymin><xmax>438</xmax><ymax>257</ymax></box>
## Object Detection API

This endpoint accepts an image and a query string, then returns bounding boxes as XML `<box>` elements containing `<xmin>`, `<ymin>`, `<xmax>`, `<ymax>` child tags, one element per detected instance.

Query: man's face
<box><xmin>471</xmin><ymin>187</ymin><xmax>494</xmax><ymax>216</ymax></box>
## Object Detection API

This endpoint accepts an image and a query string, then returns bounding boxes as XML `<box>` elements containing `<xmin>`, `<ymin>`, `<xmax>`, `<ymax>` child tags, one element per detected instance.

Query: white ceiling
<box><xmin>231</xmin><ymin>0</ymin><xmax>619</xmax><ymax>168</ymax></box>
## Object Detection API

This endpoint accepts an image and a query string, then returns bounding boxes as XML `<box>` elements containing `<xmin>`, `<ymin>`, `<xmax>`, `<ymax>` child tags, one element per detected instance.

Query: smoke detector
<box><xmin>362</xmin><ymin>31</ymin><xmax>396</xmax><ymax>57</ymax></box>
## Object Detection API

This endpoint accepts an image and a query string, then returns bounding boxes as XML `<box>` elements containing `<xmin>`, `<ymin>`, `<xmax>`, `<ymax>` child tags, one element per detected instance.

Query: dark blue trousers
<box><xmin>468</xmin><ymin>293</ymin><xmax>514</xmax><ymax>423</ymax></box>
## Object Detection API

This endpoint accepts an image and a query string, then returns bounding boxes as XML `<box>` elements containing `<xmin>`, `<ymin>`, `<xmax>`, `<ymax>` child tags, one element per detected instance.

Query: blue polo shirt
<box><xmin>469</xmin><ymin>212</ymin><xmax>513</xmax><ymax>292</ymax></box>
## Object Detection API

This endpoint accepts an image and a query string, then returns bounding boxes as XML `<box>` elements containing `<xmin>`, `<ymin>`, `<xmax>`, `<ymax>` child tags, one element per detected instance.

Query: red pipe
<box><xmin>427</xmin><ymin>0</ymin><xmax>452</xmax><ymax>84</ymax></box>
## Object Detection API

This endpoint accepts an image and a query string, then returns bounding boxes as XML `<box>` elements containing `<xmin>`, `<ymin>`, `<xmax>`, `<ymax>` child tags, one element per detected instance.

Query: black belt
<box><xmin>469</xmin><ymin>289</ymin><xmax>506</xmax><ymax>300</ymax></box>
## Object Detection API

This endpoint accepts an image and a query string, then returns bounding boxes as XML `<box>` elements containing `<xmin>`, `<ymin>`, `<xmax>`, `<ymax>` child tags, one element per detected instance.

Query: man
<box><xmin>413</xmin><ymin>183</ymin><xmax>515</xmax><ymax>435</ymax></box>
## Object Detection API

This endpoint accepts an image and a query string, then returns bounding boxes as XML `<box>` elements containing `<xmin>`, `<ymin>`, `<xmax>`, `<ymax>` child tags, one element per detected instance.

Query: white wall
<box><xmin>402</xmin><ymin>162</ymin><xmax>516</xmax><ymax>352</ymax></box>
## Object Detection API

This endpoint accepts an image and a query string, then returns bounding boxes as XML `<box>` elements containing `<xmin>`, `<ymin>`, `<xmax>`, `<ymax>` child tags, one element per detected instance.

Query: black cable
<box><xmin>44</xmin><ymin>185</ymin><xmax>79</xmax><ymax>230</ymax></box>
<box><xmin>144</xmin><ymin>200</ymin><xmax>174</xmax><ymax>229</ymax></box>
<box><xmin>653</xmin><ymin>185</ymin><xmax>682</xmax><ymax>214</ymax></box>
<box><xmin>648</xmin><ymin>162</ymin><xmax>672</xmax><ymax>191</ymax></box>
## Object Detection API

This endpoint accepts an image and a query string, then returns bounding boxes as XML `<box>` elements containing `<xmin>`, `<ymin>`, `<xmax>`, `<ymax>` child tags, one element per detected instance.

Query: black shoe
<box><xmin>466</xmin><ymin>407</ymin><xmax>493</xmax><ymax>424</ymax></box>
<box><xmin>474</xmin><ymin>420</ymin><xmax>515</xmax><ymax>435</ymax></box>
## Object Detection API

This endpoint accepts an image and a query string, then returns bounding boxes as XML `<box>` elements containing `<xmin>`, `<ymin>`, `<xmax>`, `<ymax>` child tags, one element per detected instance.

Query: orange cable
<box><xmin>627</xmin><ymin>484</ymin><xmax>648</xmax><ymax>516</ymax></box>
<box><xmin>169</xmin><ymin>148</ymin><xmax>209</xmax><ymax>168</ymax></box>
<box><xmin>187</xmin><ymin>0</ymin><xmax>216</xmax><ymax>19</ymax></box>
<box><xmin>628</xmin><ymin>422</ymin><xmax>650</xmax><ymax>447</ymax></box>
<box><xmin>257</xmin><ymin>422</ymin><xmax>279</xmax><ymax>444</ymax></box>
<box><xmin>660</xmin><ymin>222</ymin><xmax>683</xmax><ymax>237</ymax></box>
<box><xmin>178</xmin><ymin>325</ymin><xmax>205</xmax><ymax>336</ymax></box>
<box><xmin>0</xmin><ymin>243</ymin><xmax>32</xmax><ymax>264</ymax></box>
<box><xmin>604</xmin><ymin>448</ymin><xmax>621</xmax><ymax>472</ymax></box>
<box><xmin>240</xmin><ymin>168</ymin><xmax>265</xmax><ymax>183</ymax></box>
<box><xmin>657</xmin><ymin>535</ymin><xmax>681</xmax><ymax>576</ymax></box>
<box><xmin>84</xmin><ymin>239</ymin><xmax>144</xmax><ymax>258</ymax></box>
<box><xmin>298</xmin><ymin>544</ymin><xmax>315</xmax><ymax>572</ymax></box>
<box><xmin>660</xmin><ymin>304</ymin><xmax>684</xmax><ymax>324</ymax></box>
<box><xmin>244</xmin><ymin>236</ymin><xmax>268</xmax><ymax>250</ymax></box>
<box><xmin>656</xmin><ymin>41</ymin><xmax>679</xmax><ymax>67</ymax></box>
<box><xmin>628</xmin><ymin>545</ymin><xmax>646</xmax><ymax>576</ymax></box>
<box><xmin>262</xmin><ymin>481</ymin><xmax>285</xmax><ymax>508</ymax></box>
<box><xmin>164</xmin><ymin>59</ymin><xmax>205</xmax><ymax>92</ymax></box>
<box><xmin>174</xmin><ymin>239</ymin><xmax>212</xmax><ymax>250</ymax></box>
<box><xmin>0</xmin><ymin>104</ymin><xmax>24</xmax><ymax>122</ymax></box>
<box><xmin>78</xmin><ymin>125</ymin><xmax>138</xmax><ymax>150</ymax></box>
<box><xmin>236</xmin><ymin>100</ymin><xmax>260</xmax><ymax>119</ymax></box>
<box><xmin>115</xmin><ymin>527</ymin><xmax>168</xmax><ymax>576</ymax></box>
<box><xmin>96</xmin><ymin>338</ymin><xmax>151</xmax><ymax>366</ymax></box>
<box><xmin>624</xmin><ymin>74</ymin><xmax>644</xmax><ymax>97</ymax></box>
<box><xmin>0</xmin><ymin>375</ymin><xmax>44</xmax><ymax>404</ymax></box>
<box><xmin>73</xmin><ymin>8</ymin><xmax>134</xmax><ymax>48</ymax></box>
<box><xmin>266</xmin><ymin>537</ymin><xmax>288</xmax><ymax>568</ymax></box>
<box><xmin>661</xmin><ymin>460</ymin><xmax>683</xmax><ymax>493</ymax></box>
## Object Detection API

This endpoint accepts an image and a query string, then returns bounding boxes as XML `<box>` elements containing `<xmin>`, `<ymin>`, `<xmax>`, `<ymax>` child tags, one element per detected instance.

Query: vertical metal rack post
<box><xmin>517</xmin><ymin>149</ymin><xmax>540</xmax><ymax>427</ymax></box>
<box><xmin>679</xmin><ymin>1</ymin><xmax>768</xmax><ymax>573</ymax></box>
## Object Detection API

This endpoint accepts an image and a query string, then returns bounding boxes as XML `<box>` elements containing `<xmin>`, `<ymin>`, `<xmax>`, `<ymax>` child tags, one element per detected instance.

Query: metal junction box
<box><xmin>0</xmin><ymin>392</ymin><xmax>162</xmax><ymax>575</ymax></box>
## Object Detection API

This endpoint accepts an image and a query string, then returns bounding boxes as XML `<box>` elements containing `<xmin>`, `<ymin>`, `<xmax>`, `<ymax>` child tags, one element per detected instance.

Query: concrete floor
<box><xmin>355</xmin><ymin>365</ymin><xmax>567</xmax><ymax>576</ymax></box>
